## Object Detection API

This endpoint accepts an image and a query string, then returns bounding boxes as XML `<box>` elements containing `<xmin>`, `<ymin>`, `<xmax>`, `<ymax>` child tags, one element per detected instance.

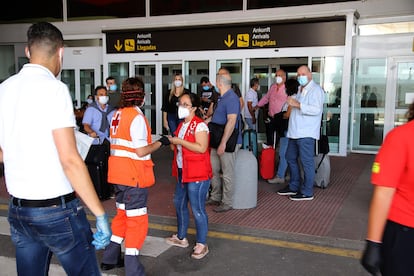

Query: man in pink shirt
<box><xmin>256</xmin><ymin>69</ymin><xmax>288</xmax><ymax>146</ymax></box>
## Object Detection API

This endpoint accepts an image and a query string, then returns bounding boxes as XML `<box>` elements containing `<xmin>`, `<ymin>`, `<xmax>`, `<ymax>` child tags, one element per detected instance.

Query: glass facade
<box><xmin>0</xmin><ymin>46</ymin><xmax>15</xmax><ymax>83</ymax></box>
<box><xmin>248</xmin><ymin>0</ymin><xmax>356</xmax><ymax>9</ymax></box>
<box><xmin>0</xmin><ymin>0</ymin><xmax>62</xmax><ymax>23</ymax></box>
<box><xmin>150</xmin><ymin>0</ymin><xmax>243</xmax><ymax>16</ymax></box>
<box><xmin>68</xmin><ymin>0</ymin><xmax>145</xmax><ymax>20</ymax></box>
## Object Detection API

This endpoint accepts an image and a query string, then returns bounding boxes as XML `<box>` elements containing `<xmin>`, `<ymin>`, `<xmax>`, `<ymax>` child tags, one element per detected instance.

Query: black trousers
<box><xmin>381</xmin><ymin>220</ymin><xmax>414</xmax><ymax>276</ymax></box>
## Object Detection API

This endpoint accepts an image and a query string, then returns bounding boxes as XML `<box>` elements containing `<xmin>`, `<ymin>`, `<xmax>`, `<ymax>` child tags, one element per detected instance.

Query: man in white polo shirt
<box><xmin>0</xmin><ymin>22</ymin><xmax>111</xmax><ymax>275</ymax></box>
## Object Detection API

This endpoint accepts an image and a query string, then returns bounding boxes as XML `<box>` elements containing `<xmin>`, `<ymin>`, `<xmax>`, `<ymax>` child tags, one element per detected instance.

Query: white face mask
<box><xmin>178</xmin><ymin>106</ymin><xmax>190</xmax><ymax>119</ymax></box>
<box><xmin>86</xmin><ymin>98</ymin><xmax>93</xmax><ymax>104</ymax></box>
<box><xmin>98</xmin><ymin>95</ymin><xmax>109</xmax><ymax>105</ymax></box>
<box><xmin>257</xmin><ymin>85</ymin><xmax>260</xmax><ymax>91</ymax></box>
<box><xmin>276</xmin><ymin>76</ymin><xmax>283</xmax><ymax>84</ymax></box>
<box><xmin>174</xmin><ymin>80</ymin><xmax>183</xmax><ymax>87</ymax></box>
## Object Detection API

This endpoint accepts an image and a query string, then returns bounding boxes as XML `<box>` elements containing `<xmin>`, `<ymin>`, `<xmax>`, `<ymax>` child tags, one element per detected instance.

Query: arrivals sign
<box><xmin>105</xmin><ymin>18</ymin><xmax>345</xmax><ymax>54</ymax></box>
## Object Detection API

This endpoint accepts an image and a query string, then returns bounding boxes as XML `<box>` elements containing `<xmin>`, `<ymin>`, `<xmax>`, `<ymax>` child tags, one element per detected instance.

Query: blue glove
<box><xmin>92</xmin><ymin>213</ymin><xmax>111</xmax><ymax>250</ymax></box>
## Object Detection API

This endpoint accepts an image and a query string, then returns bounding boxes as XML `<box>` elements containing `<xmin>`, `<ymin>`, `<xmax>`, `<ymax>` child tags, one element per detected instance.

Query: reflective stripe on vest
<box><xmin>111</xmin><ymin>149</ymin><xmax>150</xmax><ymax>160</ymax></box>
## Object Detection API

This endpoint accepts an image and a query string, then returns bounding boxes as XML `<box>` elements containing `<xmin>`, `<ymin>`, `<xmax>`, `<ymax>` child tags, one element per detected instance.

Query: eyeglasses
<box><xmin>177</xmin><ymin>103</ymin><xmax>192</xmax><ymax>108</ymax></box>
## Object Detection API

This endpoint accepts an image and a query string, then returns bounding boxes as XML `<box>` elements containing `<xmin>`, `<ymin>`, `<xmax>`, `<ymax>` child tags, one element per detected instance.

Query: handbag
<box><xmin>208</xmin><ymin>121</ymin><xmax>238</xmax><ymax>152</ymax></box>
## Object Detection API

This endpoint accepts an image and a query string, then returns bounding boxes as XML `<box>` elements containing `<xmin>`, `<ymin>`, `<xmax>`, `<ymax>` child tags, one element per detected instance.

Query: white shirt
<box><xmin>176</xmin><ymin>120</ymin><xmax>209</xmax><ymax>168</ymax></box>
<box><xmin>287</xmin><ymin>80</ymin><xmax>325</xmax><ymax>140</ymax></box>
<box><xmin>244</xmin><ymin>88</ymin><xmax>258</xmax><ymax>119</ymax></box>
<box><xmin>130</xmin><ymin>107</ymin><xmax>151</xmax><ymax>160</ymax></box>
<box><xmin>0</xmin><ymin>64</ymin><xmax>76</xmax><ymax>199</ymax></box>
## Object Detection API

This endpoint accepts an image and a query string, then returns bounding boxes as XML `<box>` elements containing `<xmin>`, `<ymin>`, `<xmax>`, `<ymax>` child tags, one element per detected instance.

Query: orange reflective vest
<box><xmin>172</xmin><ymin>116</ymin><xmax>212</xmax><ymax>182</ymax></box>
<box><xmin>108</xmin><ymin>107</ymin><xmax>155</xmax><ymax>188</ymax></box>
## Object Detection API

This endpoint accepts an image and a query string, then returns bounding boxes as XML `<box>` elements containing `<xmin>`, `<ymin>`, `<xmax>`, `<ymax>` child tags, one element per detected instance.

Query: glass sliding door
<box><xmin>184</xmin><ymin>60</ymin><xmax>209</xmax><ymax>95</ymax></box>
<box><xmin>312</xmin><ymin>57</ymin><xmax>344</xmax><ymax>154</ymax></box>
<box><xmin>352</xmin><ymin>58</ymin><xmax>386</xmax><ymax>151</ymax></box>
<box><xmin>61</xmin><ymin>69</ymin><xmax>76</xmax><ymax>107</ymax></box>
<box><xmin>80</xmin><ymin>69</ymin><xmax>95</xmax><ymax>106</ymax></box>
<box><xmin>393</xmin><ymin>60</ymin><xmax>414</xmax><ymax>126</ymax></box>
<box><xmin>134</xmin><ymin>62</ymin><xmax>182</xmax><ymax>135</ymax></box>
<box><xmin>135</xmin><ymin>64</ymin><xmax>156</xmax><ymax>134</ymax></box>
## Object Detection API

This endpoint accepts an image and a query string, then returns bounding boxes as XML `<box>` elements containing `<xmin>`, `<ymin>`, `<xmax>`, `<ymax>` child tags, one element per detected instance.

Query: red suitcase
<box><xmin>260</xmin><ymin>132</ymin><xmax>276</xmax><ymax>180</ymax></box>
<box><xmin>260</xmin><ymin>146</ymin><xmax>275</xmax><ymax>180</ymax></box>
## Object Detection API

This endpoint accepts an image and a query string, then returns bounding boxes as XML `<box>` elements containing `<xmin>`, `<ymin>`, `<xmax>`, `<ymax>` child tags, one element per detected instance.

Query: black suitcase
<box><xmin>85</xmin><ymin>140</ymin><xmax>111</xmax><ymax>200</ymax></box>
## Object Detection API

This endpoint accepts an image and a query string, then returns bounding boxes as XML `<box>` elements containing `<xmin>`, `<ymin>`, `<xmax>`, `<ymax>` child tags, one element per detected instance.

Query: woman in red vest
<box><xmin>165</xmin><ymin>93</ymin><xmax>212</xmax><ymax>259</ymax></box>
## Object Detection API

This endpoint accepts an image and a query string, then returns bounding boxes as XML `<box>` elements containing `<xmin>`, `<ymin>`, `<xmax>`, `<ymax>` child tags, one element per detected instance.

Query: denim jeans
<box><xmin>174</xmin><ymin>169</ymin><xmax>210</xmax><ymax>244</ymax></box>
<box><xmin>244</xmin><ymin>118</ymin><xmax>256</xmax><ymax>131</ymax></box>
<box><xmin>8</xmin><ymin>198</ymin><xmax>100</xmax><ymax>276</ymax></box>
<box><xmin>276</xmin><ymin>136</ymin><xmax>288</xmax><ymax>178</ymax></box>
<box><xmin>167</xmin><ymin>112</ymin><xmax>182</xmax><ymax>136</ymax></box>
<box><xmin>286</xmin><ymin>138</ymin><xmax>315</xmax><ymax>197</ymax></box>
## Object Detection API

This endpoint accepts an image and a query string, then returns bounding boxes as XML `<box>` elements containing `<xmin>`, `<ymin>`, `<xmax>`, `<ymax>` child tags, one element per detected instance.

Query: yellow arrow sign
<box><xmin>114</xmin><ymin>40</ymin><xmax>123</xmax><ymax>51</ymax></box>
<box><xmin>224</xmin><ymin>34</ymin><xmax>234</xmax><ymax>48</ymax></box>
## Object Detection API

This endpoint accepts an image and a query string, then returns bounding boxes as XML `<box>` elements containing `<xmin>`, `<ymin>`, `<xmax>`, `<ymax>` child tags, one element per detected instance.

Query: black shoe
<box><xmin>277</xmin><ymin>187</ymin><xmax>297</xmax><ymax>196</ymax></box>
<box><xmin>289</xmin><ymin>193</ymin><xmax>314</xmax><ymax>201</ymax></box>
<box><xmin>101</xmin><ymin>259</ymin><xmax>124</xmax><ymax>271</ymax></box>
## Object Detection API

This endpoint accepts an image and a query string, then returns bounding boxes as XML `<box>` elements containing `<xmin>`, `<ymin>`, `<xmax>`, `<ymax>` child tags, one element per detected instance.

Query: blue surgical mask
<box><xmin>86</xmin><ymin>99</ymin><xmax>93</xmax><ymax>104</ymax></box>
<box><xmin>298</xmin><ymin>76</ymin><xmax>308</xmax><ymax>87</ymax></box>
<box><xmin>109</xmin><ymin>84</ymin><xmax>117</xmax><ymax>91</ymax></box>
<box><xmin>202</xmin><ymin>86</ymin><xmax>210</xmax><ymax>91</ymax></box>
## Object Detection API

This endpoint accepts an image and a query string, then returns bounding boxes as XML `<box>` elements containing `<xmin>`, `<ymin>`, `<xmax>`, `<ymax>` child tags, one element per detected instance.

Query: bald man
<box><xmin>277</xmin><ymin>65</ymin><xmax>324</xmax><ymax>201</ymax></box>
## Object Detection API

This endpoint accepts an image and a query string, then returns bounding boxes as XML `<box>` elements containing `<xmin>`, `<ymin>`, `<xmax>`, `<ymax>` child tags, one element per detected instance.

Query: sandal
<box><xmin>191</xmin><ymin>243</ymin><xmax>209</xmax><ymax>259</ymax></box>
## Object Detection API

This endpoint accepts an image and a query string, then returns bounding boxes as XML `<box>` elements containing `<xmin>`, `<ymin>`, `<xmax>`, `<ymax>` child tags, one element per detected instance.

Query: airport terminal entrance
<box><xmin>103</xmin><ymin>15</ymin><xmax>354</xmax><ymax>155</ymax></box>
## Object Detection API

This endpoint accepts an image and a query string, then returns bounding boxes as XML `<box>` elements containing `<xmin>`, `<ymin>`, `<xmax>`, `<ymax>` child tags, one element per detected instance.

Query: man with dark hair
<box><xmin>199</xmin><ymin>76</ymin><xmax>218</xmax><ymax>119</ymax></box>
<box><xmin>0</xmin><ymin>22</ymin><xmax>110</xmax><ymax>275</ymax></box>
<box><xmin>106</xmin><ymin>76</ymin><xmax>121</xmax><ymax>108</ymax></box>
<box><xmin>101</xmin><ymin>77</ymin><xmax>170</xmax><ymax>275</ymax></box>
<box><xmin>83</xmin><ymin>85</ymin><xmax>116</xmax><ymax>144</ymax></box>
<box><xmin>244</xmin><ymin>77</ymin><xmax>260</xmax><ymax>130</ymax></box>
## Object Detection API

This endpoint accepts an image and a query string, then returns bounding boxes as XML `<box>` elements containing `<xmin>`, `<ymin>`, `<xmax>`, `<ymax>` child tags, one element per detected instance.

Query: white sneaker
<box><xmin>268</xmin><ymin>176</ymin><xmax>285</xmax><ymax>184</ymax></box>
<box><xmin>165</xmin><ymin>234</ymin><xmax>189</xmax><ymax>248</ymax></box>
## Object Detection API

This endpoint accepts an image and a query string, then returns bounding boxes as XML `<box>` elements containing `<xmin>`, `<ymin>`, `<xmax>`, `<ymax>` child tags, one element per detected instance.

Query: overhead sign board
<box><xmin>105</xmin><ymin>18</ymin><xmax>346</xmax><ymax>54</ymax></box>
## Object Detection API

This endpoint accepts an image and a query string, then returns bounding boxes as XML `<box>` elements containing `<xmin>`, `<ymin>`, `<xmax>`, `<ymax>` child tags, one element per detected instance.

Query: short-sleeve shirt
<box><xmin>0</xmin><ymin>64</ymin><xmax>75</xmax><ymax>199</ymax></box>
<box><xmin>176</xmin><ymin>120</ymin><xmax>209</xmax><ymax>168</ymax></box>
<box><xmin>130</xmin><ymin>107</ymin><xmax>151</xmax><ymax>160</ymax></box>
<box><xmin>211</xmin><ymin>89</ymin><xmax>242</xmax><ymax>144</ymax></box>
<box><xmin>244</xmin><ymin>88</ymin><xmax>258</xmax><ymax>119</ymax></box>
<box><xmin>371</xmin><ymin>120</ymin><xmax>414</xmax><ymax>227</ymax></box>
<box><xmin>82</xmin><ymin>103</ymin><xmax>115</xmax><ymax>144</ymax></box>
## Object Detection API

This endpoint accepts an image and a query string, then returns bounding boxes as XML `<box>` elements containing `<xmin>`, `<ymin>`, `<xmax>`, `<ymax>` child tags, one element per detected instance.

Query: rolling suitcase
<box><xmin>242</xmin><ymin>129</ymin><xmax>258</xmax><ymax>157</ymax></box>
<box><xmin>314</xmin><ymin>153</ymin><xmax>330</xmax><ymax>189</ymax></box>
<box><xmin>85</xmin><ymin>140</ymin><xmax>111</xmax><ymax>200</ymax></box>
<box><xmin>233</xmin><ymin>149</ymin><xmax>258</xmax><ymax>209</ymax></box>
<box><xmin>260</xmin><ymin>132</ymin><xmax>276</xmax><ymax>180</ymax></box>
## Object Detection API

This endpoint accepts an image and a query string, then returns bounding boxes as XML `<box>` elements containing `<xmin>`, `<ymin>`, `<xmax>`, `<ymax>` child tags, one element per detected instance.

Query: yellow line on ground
<box><xmin>147</xmin><ymin>222</ymin><xmax>362</xmax><ymax>259</ymax></box>
<box><xmin>10</xmin><ymin>208</ymin><xmax>361</xmax><ymax>259</ymax></box>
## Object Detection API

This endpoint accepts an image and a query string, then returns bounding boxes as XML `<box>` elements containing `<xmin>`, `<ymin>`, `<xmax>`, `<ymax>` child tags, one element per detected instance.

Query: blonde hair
<box><xmin>169</xmin><ymin>73</ymin><xmax>184</xmax><ymax>101</ymax></box>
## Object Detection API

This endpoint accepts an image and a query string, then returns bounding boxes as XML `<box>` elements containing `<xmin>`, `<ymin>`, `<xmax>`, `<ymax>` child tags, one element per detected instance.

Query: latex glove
<box><xmin>92</xmin><ymin>214</ymin><xmax>111</xmax><ymax>250</ymax></box>
<box><xmin>158</xmin><ymin>135</ymin><xmax>170</xmax><ymax>146</ymax></box>
<box><xmin>360</xmin><ymin>240</ymin><xmax>382</xmax><ymax>275</ymax></box>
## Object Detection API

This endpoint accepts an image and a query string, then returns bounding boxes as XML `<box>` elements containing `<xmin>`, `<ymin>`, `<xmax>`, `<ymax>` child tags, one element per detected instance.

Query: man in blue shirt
<box><xmin>277</xmin><ymin>65</ymin><xmax>324</xmax><ymax>201</ymax></box>
<box><xmin>82</xmin><ymin>85</ymin><xmax>116</xmax><ymax>145</ymax></box>
<box><xmin>207</xmin><ymin>68</ymin><xmax>241</xmax><ymax>212</ymax></box>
